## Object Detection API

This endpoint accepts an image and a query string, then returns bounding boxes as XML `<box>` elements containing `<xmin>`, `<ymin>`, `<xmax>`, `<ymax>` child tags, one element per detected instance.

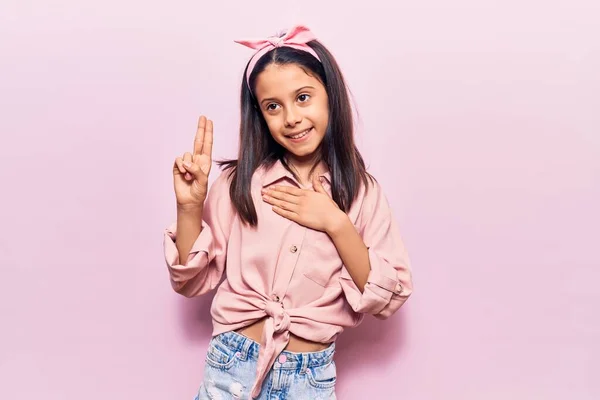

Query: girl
<box><xmin>164</xmin><ymin>25</ymin><xmax>413</xmax><ymax>400</ymax></box>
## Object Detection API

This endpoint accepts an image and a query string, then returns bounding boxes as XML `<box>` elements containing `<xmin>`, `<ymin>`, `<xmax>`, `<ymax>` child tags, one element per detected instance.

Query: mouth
<box><xmin>286</xmin><ymin>127</ymin><xmax>313</xmax><ymax>142</ymax></box>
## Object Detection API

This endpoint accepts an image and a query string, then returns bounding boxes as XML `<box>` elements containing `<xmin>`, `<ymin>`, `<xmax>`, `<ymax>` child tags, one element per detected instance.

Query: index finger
<box><xmin>270</xmin><ymin>185</ymin><xmax>302</xmax><ymax>196</ymax></box>
<box><xmin>193</xmin><ymin>115</ymin><xmax>207</xmax><ymax>156</ymax></box>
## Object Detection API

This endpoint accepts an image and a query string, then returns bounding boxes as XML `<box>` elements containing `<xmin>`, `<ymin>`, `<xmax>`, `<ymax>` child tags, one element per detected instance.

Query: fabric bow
<box><xmin>234</xmin><ymin>25</ymin><xmax>321</xmax><ymax>86</ymax></box>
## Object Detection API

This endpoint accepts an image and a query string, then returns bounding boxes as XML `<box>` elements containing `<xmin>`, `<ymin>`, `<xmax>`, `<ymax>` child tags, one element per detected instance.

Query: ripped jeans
<box><xmin>194</xmin><ymin>330</ymin><xmax>337</xmax><ymax>400</ymax></box>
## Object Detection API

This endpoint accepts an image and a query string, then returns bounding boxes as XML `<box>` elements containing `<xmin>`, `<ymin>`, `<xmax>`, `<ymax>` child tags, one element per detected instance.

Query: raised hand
<box><xmin>173</xmin><ymin>115</ymin><xmax>213</xmax><ymax>209</ymax></box>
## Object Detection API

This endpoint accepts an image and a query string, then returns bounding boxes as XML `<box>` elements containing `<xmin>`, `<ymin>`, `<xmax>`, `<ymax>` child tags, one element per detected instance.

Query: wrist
<box><xmin>177</xmin><ymin>203</ymin><xmax>204</xmax><ymax>215</ymax></box>
<box><xmin>326</xmin><ymin>209</ymin><xmax>350</xmax><ymax>237</ymax></box>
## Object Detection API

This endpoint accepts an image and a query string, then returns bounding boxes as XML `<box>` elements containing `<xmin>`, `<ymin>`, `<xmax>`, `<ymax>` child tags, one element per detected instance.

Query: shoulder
<box><xmin>358</xmin><ymin>173</ymin><xmax>386</xmax><ymax>205</ymax></box>
<box><xmin>213</xmin><ymin>159</ymin><xmax>267</xmax><ymax>186</ymax></box>
<box><xmin>206</xmin><ymin>167</ymin><xmax>234</xmax><ymax>200</ymax></box>
<box><xmin>354</xmin><ymin>173</ymin><xmax>393</xmax><ymax>224</ymax></box>
<box><xmin>203</xmin><ymin>167</ymin><xmax>237</xmax><ymax>224</ymax></box>
<box><xmin>213</xmin><ymin>167</ymin><xmax>234</xmax><ymax>187</ymax></box>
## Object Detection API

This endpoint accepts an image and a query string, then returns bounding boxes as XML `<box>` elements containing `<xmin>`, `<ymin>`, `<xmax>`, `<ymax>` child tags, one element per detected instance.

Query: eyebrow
<box><xmin>259</xmin><ymin>86</ymin><xmax>316</xmax><ymax>106</ymax></box>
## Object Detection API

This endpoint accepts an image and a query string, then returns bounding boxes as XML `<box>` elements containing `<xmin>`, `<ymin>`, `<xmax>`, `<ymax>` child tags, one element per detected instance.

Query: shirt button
<box><xmin>395</xmin><ymin>283</ymin><xmax>403</xmax><ymax>294</ymax></box>
<box><xmin>290</xmin><ymin>245</ymin><xmax>298</xmax><ymax>253</ymax></box>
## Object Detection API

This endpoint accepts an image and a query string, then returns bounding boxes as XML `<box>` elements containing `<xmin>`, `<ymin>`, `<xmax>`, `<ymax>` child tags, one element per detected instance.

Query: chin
<box><xmin>286</xmin><ymin>146</ymin><xmax>320</xmax><ymax>159</ymax></box>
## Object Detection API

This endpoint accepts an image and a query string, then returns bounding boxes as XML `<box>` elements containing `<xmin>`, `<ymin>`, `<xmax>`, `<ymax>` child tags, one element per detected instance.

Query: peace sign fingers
<box><xmin>193</xmin><ymin>115</ymin><xmax>213</xmax><ymax>158</ymax></box>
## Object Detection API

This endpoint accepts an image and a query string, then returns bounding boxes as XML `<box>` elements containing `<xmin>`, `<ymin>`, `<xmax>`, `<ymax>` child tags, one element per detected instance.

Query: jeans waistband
<box><xmin>214</xmin><ymin>330</ymin><xmax>335</xmax><ymax>370</ymax></box>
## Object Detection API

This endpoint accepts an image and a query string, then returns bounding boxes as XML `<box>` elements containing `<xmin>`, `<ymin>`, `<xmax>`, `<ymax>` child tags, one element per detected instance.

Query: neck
<box><xmin>284</xmin><ymin>152</ymin><xmax>326</xmax><ymax>186</ymax></box>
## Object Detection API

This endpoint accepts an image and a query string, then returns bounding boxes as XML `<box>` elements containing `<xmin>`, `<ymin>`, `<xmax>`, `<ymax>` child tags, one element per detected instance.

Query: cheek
<box><xmin>316</xmin><ymin>112</ymin><xmax>329</xmax><ymax>132</ymax></box>
<box><xmin>315</xmin><ymin>102</ymin><xmax>329</xmax><ymax>129</ymax></box>
<box><xmin>320</xmin><ymin>114</ymin><xmax>329</xmax><ymax>129</ymax></box>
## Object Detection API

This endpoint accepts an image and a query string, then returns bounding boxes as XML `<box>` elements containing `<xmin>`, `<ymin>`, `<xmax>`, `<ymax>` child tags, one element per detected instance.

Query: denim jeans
<box><xmin>194</xmin><ymin>330</ymin><xmax>337</xmax><ymax>400</ymax></box>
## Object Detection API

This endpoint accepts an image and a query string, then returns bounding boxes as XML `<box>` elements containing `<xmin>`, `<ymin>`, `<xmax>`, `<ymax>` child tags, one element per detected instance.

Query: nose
<box><xmin>284</xmin><ymin>106</ymin><xmax>302</xmax><ymax>127</ymax></box>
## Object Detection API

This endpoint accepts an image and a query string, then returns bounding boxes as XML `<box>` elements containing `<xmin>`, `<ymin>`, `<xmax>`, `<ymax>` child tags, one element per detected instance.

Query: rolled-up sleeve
<box><xmin>340</xmin><ymin>179</ymin><xmax>413</xmax><ymax>319</ymax></box>
<box><xmin>163</xmin><ymin>171</ymin><xmax>234</xmax><ymax>297</ymax></box>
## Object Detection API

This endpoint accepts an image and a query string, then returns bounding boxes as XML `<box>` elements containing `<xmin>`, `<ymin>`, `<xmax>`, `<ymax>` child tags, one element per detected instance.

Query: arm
<box><xmin>334</xmin><ymin>179</ymin><xmax>413</xmax><ymax>319</ymax></box>
<box><xmin>327</xmin><ymin>215</ymin><xmax>370</xmax><ymax>292</ymax></box>
<box><xmin>175</xmin><ymin>205</ymin><xmax>204</xmax><ymax>267</ymax></box>
<box><xmin>164</xmin><ymin>172</ymin><xmax>234</xmax><ymax>297</ymax></box>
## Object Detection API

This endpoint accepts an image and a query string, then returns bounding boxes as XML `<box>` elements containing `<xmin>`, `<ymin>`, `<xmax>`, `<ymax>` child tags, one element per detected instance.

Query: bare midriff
<box><xmin>235</xmin><ymin>317</ymin><xmax>329</xmax><ymax>353</ymax></box>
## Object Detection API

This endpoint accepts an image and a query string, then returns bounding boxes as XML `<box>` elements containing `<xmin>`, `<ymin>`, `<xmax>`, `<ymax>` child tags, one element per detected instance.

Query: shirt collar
<box><xmin>260</xmin><ymin>159</ymin><xmax>331</xmax><ymax>188</ymax></box>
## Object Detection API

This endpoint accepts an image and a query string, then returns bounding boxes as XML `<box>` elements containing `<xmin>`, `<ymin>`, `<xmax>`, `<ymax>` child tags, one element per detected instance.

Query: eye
<box><xmin>266</xmin><ymin>103</ymin><xmax>280</xmax><ymax>111</ymax></box>
<box><xmin>298</xmin><ymin>93</ymin><xmax>311</xmax><ymax>102</ymax></box>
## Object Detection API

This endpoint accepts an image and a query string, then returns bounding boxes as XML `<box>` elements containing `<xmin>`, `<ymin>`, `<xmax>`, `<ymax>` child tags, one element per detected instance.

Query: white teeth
<box><xmin>290</xmin><ymin>128</ymin><xmax>311</xmax><ymax>139</ymax></box>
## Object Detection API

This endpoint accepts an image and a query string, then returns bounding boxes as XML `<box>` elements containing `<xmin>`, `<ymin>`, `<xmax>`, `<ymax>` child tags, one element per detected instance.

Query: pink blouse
<box><xmin>163</xmin><ymin>160</ymin><xmax>413</xmax><ymax>398</ymax></box>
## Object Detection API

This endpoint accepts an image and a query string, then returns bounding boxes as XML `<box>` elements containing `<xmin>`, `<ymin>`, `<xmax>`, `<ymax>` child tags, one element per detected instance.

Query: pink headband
<box><xmin>234</xmin><ymin>25</ymin><xmax>322</xmax><ymax>87</ymax></box>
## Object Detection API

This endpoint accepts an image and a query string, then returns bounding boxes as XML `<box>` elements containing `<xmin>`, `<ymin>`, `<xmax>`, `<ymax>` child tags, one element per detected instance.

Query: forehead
<box><xmin>254</xmin><ymin>63</ymin><xmax>324</xmax><ymax>100</ymax></box>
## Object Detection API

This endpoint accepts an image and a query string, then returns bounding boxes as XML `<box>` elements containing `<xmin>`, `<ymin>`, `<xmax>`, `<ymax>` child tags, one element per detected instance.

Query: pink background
<box><xmin>1</xmin><ymin>1</ymin><xmax>598</xmax><ymax>399</ymax></box>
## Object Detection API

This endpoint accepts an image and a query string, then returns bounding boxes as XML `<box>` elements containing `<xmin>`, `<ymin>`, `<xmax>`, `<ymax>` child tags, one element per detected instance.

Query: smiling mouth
<box><xmin>286</xmin><ymin>127</ymin><xmax>312</xmax><ymax>140</ymax></box>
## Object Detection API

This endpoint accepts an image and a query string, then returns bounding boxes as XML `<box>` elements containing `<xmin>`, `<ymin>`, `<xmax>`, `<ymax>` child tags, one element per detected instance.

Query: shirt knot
<box><xmin>264</xmin><ymin>300</ymin><xmax>290</xmax><ymax>333</ymax></box>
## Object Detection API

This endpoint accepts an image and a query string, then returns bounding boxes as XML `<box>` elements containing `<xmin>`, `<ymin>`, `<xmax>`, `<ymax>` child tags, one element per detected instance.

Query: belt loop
<box><xmin>240</xmin><ymin>335</ymin><xmax>253</xmax><ymax>361</ymax></box>
<box><xmin>300</xmin><ymin>353</ymin><xmax>309</xmax><ymax>374</ymax></box>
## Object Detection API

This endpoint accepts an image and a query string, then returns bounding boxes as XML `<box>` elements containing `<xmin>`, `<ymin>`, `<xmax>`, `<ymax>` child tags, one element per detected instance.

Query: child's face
<box><xmin>254</xmin><ymin>63</ymin><xmax>329</xmax><ymax>161</ymax></box>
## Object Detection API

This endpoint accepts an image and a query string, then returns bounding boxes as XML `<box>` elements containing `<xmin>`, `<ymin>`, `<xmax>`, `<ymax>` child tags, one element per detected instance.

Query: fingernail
<box><xmin>183</xmin><ymin>161</ymin><xmax>191</xmax><ymax>168</ymax></box>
